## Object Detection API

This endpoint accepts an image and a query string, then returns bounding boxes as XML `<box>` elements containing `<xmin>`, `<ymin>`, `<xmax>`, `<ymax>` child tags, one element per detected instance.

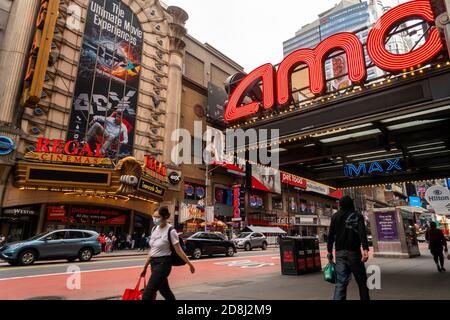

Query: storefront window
<box><xmin>272</xmin><ymin>196</ymin><xmax>283</xmax><ymax>211</ymax></box>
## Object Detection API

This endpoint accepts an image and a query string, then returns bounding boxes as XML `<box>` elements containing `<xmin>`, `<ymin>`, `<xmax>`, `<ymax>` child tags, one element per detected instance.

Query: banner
<box><xmin>252</xmin><ymin>165</ymin><xmax>281</xmax><ymax>194</ymax></box>
<box><xmin>67</xmin><ymin>0</ymin><xmax>143</xmax><ymax>161</ymax></box>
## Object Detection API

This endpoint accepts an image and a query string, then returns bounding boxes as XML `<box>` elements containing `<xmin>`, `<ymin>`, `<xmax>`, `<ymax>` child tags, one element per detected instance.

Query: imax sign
<box><xmin>344</xmin><ymin>158</ymin><xmax>403</xmax><ymax>177</ymax></box>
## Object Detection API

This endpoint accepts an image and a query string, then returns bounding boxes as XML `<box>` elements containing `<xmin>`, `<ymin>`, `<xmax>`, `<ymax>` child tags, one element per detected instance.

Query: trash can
<box><xmin>279</xmin><ymin>237</ymin><xmax>322</xmax><ymax>276</ymax></box>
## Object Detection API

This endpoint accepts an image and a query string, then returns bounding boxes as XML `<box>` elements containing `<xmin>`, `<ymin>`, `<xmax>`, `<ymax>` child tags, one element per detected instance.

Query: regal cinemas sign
<box><xmin>225</xmin><ymin>0</ymin><xmax>444</xmax><ymax>122</ymax></box>
<box><xmin>25</xmin><ymin>138</ymin><xmax>112</xmax><ymax>165</ymax></box>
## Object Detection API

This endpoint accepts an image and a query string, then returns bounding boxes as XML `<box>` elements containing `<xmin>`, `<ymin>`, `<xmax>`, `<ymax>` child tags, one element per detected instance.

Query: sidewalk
<box><xmin>169</xmin><ymin>250</ymin><xmax>450</xmax><ymax>300</ymax></box>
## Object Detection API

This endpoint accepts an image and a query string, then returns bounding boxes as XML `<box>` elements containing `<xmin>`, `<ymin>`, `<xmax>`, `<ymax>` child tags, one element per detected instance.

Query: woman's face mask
<box><xmin>153</xmin><ymin>217</ymin><xmax>161</xmax><ymax>226</ymax></box>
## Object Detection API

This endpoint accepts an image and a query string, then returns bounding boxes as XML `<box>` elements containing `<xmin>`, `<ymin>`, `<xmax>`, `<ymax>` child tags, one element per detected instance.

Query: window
<box><xmin>209</xmin><ymin>234</ymin><xmax>223</xmax><ymax>240</ymax></box>
<box><xmin>46</xmin><ymin>231</ymin><xmax>67</xmax><ymax>241</ymax></box>
<box><xmin>67</xmin><ymin>231</ymin><xmax>88</xmax><ymax>239</ymax></box>
<box><xmin>254</xmin><ymin>233</ymin><xmax>264</xmax><ymax>238</ymax></box>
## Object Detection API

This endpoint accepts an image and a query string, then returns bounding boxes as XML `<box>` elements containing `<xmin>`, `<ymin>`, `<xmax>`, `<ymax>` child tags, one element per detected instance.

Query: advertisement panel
<box><xmin>67</xmin><ymin>0</ymin><xmax>143</xmax><ymax>161</ymax></box>
<box><xmin>252</xmin><ymin>165</ymin><xmax>281</xmax><ymax>194</ymax></box>
<box><xmin>375</xmin><ymin>211</ymin><xmax>399</xmax><ymax>242</ymax></box>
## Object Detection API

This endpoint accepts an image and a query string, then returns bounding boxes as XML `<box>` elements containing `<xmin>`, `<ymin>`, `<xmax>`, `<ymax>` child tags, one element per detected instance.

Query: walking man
<box><xmin>327</xmin><ymin>196</ymin><xmax>370</xmax><ymax>300</ymax></box>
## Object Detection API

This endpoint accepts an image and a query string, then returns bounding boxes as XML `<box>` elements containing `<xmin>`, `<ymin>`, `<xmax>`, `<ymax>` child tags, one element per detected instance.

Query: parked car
<box><xmin>184</xmin><ymin>232</ymin><xmax>236</xmax><ymax>259</ymax></box>
<box><xmin>0</xmin><ymin>229</ymin><xmax>102</xmax><ymax>266</ymax></box>
<box><xmin>233</xmin><ymin>232</ymin><xmax>268</xmax><ymax>251</ymax></box>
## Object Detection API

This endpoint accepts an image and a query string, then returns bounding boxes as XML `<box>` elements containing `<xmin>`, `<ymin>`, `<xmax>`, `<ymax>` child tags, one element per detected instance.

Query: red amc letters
<box><xmin>225</xmin><ymin>0</ymin><xmax>443</xmax><ymax>122</ymax></box>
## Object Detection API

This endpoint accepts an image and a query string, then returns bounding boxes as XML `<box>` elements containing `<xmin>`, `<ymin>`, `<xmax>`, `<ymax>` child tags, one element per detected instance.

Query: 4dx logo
<box><xmin>74</xmin><ymin>90</ymin><xmax>137</xmax><ymax>115</ymax></box>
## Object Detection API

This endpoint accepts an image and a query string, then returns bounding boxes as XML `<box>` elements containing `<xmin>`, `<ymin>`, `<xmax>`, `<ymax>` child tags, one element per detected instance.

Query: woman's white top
<box><xmin>148</xmin><ymin>224</ymin><xmax>179</xmax><ymax>258</ymax></box>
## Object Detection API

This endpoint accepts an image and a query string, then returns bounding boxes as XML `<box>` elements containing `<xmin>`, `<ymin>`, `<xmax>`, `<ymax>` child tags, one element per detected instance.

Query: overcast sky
<box><xmin>163</xmin><ymin>0</ymin><xmax>404</xmax><ymax>71</ymax></box>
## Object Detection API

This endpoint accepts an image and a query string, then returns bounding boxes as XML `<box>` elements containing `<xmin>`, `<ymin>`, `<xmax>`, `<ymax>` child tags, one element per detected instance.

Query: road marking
<box><xmin>0</xmin><ymin>257</ymin><xmax>147</xmax><ymax>272</ymax></box>
<box><xmin>215</xmin><ymin>260</ymin><xmax>276</xmax><ymax>269</ymax></box>
<box><xmin>0</xmin><ymin>254</ymin><xmax>280</xmax><ymax>281</ymax></box>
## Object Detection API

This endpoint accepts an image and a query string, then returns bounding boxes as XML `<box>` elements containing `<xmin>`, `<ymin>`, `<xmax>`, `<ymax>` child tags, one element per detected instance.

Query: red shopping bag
<box><xmin>122</xmin><ymin>276</ymin><xmax>147</xmax><ymax>300</ymax></box>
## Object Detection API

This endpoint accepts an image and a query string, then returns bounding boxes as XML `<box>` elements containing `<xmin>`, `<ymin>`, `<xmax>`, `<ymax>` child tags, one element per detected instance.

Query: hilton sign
<box><xmin>225</xmin><ymin>0</ymin><xmax>444</xmax><ymax>122</ymax></box>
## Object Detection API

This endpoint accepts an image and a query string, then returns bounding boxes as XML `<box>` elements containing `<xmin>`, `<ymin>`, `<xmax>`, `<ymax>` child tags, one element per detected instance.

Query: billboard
<box><xmin>67</xmin><ymin>0</ymin><xmax>143</xmax><ymax>161</ymax></box>
<box><xmin>252</xmin><ymin>165</ymin><xmax>281</xmax><ymax>194</ymax></box>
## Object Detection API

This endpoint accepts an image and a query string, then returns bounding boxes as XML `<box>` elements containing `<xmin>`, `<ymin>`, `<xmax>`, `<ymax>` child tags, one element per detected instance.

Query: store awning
<box><xmin>243</xmin><ymin>225</ymin><xmax>287</xmax><ymax>235</ymax></box>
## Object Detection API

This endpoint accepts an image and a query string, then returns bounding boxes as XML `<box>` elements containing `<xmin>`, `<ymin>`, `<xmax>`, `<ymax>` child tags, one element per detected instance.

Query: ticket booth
<box><xmin>369</xmin><ymin>207</ymin><xmax>420</xmax><ymax>259</ymax></box>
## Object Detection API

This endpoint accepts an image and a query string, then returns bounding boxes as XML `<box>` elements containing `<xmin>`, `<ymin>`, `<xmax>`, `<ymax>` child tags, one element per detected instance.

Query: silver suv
<box><xmin>233</xmin><ymin>232</ymin><xmax>268</xmax><ymax>251</ymax></box>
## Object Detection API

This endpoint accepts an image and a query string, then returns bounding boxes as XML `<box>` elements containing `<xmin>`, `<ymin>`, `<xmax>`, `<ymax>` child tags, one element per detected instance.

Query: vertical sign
<box><xmin>232</xmin><ymin>185</ymin><xmax>241</xmax><ymax>220</ymax></box>
<box><xmin>67</xmin><ymin>0</ymin><xmax>143</xmax><ymax>161</ymax></box>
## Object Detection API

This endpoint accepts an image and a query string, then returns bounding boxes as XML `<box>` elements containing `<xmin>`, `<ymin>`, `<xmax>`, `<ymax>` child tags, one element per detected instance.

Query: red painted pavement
<box><xmin>0</xmin><ymin>255</ymin><xmax>282</xmax><ymax>300</ymax></box>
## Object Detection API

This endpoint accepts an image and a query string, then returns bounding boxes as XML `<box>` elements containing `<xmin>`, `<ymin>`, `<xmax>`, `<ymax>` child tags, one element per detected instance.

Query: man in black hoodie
<box><xmin>327</xmin><ymin>196</ymin><xmax>370</xmax><ymax>300</ymax></box>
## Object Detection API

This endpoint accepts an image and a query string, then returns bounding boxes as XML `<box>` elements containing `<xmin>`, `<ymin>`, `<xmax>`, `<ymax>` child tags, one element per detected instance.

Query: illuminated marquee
<box><xmin>24</xmin><ymin>138</ymin><xmax>112</xmax><ymax>165</ymax></box>
<box><xmin>344</xmin><ymin>158</ymin><xmax>403</xmax><ymax>177</ymax></box>
<box><xmin>225</xmin><ymin>0</ymin><xmax>444</xmax><ymax>122</ymax></box>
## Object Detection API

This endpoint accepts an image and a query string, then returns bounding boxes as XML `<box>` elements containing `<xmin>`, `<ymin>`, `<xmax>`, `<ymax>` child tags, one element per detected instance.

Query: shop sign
<box><xmin>143</xmin><ymin>156</ymin><xmax>167</xmax><ymax>182</ymax></box>
<box><xmin>70</xmin><ymin>207</ymin><xmax>127</xmax><ymax>225</ymax></box>
<box><xmin>224</xmin><ymin>1</ymin><xmax>442</xmax><ymax>122</ymax></box>
<box><xmin>306</xmin><ymin>181</ymin><xmax>329</xmax><ymax>196</ymax></box>
<box><xmin>0</xmin><ymin>136</ymin><xmax>15</xmax><ymax>156</ymax></box>
<box><xmin>0</xmin><ymin>207</ymin><xmax>38</xmax><ymax>222</ymax></box>
<box><xmin>425</xmin><ymin>186</ymin><xmax>450</xmax><ymax>209</ymax></box>
<box><xmin>3</xmin><ymin>207</ymin><xmax>38</xmax><ymax>216</ymax></box>
<box><xmin>168</xmin><ymin>172</ymin><xmax>181</xmax><ymax>185</ymax></box>
<box><xmin>375</xmin><ymin>211</ymin><xmax>399</xmax><ymax>242</ymax></box>
<box><xmin>180</xmin><ymin>203</ymin><xmax>205</xmax><ymax>223</ymax></box>
<box><xmin>409</xmin><ymin>196</ymin><xmax>422</xmax><ymax>207</ymax></box>
<box><xmin>281</xmin><ymin>172</ymin><xmax>307</xmax><ymax>189</ymax></box>
<box><xmin>344</xmin><ymin>158</ymin><xmax>403</xmax><ymax>177</ymax></box>
<box><xmin>300</xmin><ymin>217</ymin><xmax>316</xmax><ymax>225</ymax></box>
<box><xmin>184</xmin><ymin>184</ymin><xmax>194</xmax><ymax>196</ymax></box>
<box><xmin>25</xmin><ymin>138</ymin><xmax>112</xmax><ymax>165</ymax></box>
<box><xmin>233</xmin><ymin>185</ymin><xmax>242</xmax><ymax>219</ymax></box>
<box><xmin>47</xmin><ymin>206</ymin><xmax>66</xmax><ymax>221</ymax></box>
<box><xmin>137</xmin><ymin>178</ymin><xmax>166</xmax><ymax>198</ymax></box>
<box><xmin>196</xmin><ymin>187</ymin><xmax>205</xmax><ymax>199</ymax></box>
<box><xmin>249</xmin><ymin>195</ymin><xmax>264</xmax><ymax>209</ymax></box>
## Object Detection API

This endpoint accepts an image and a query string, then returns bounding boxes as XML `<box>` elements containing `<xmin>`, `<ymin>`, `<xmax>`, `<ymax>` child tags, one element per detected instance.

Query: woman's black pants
<box><xmin>142</xmin><ymin>256</ymin><xmax>175</xmax><ymax>300</ymax></box>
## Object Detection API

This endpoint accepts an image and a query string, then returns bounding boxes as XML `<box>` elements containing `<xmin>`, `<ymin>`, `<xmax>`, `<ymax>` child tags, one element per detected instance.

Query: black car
<box><xmin>184</xmin><ymin>232</ymin><xmax>236</xmax><ymax>259</ymax></box>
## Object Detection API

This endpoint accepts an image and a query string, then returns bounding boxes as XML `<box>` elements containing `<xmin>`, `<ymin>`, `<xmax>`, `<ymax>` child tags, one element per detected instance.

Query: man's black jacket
<box><xmin>327</xmin><ymin>210</ymin><xmax>369</xmax><ymax>254</ymax></box>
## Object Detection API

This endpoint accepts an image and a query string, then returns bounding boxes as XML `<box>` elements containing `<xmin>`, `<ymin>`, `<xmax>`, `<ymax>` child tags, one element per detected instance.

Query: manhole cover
<box><xmin>27</xmin><ymin>296</ymin><xmax>66</xmax><ymax>300</ymax></box>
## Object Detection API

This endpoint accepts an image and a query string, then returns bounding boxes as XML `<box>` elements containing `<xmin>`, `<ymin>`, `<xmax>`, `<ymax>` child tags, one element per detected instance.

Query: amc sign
<box><xmin>225</xmin><ymin>1</ymin><xmax>443</xmax><ymax>122</ymax></box>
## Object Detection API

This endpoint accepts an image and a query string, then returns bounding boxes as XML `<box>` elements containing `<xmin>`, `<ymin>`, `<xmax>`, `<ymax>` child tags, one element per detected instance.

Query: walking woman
<box><xmin>426</xmin><ymin>222</ymin><xmax>448</xmax><ymax>272</ymax></box>
<box><xmin>141</xmin><ymin>207</ymin><xmax>195</xmax><ymax>300</ymax></box>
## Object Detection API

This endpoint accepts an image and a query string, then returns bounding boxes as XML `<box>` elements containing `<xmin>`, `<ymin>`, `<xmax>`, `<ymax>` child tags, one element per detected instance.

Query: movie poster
<box><xmin>67</xmin><ymin>0</ymin><xmax>143</xmax><ymax>161</ymax></box>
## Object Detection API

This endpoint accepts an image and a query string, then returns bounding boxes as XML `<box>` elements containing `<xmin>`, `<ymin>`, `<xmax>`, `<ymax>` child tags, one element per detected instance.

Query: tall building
<box><xmin>283</xmin><ymin>0</ymin><xmax>386</xmax><ymax>83</ymax></box>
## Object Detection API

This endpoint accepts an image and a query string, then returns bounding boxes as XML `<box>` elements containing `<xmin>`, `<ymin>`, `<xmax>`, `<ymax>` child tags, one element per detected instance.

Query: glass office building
<box><xmin>282</xmin><ymin>0</ymin><xmax>389</xmax><ymax>82</ymax></box>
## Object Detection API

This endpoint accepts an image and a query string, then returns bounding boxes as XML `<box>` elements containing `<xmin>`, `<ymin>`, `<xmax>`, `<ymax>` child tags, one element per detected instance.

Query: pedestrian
<box><xmin>327</xmin><ymin>196</ymin><xmax>370</xmax><ymax>301</ymax></box>
<box><xmin>110</xmin><ymin>234</ymin><xmax>117</xmax><ymax>252</ymax></box>
<box><xmin>140</xmin><ymin>207</ymin><xmax>195</xmax><ymax>300</ymax></box>
<box><xmin>426</xmin><ymin>222</ymin><xmax>448</xmax><ymax>272</ymax></box>
<box><xmin>100</xmin><ymin>234</ymin><xmax>107</xmax><ymax>253</ymax></box>
<box><xmin>0</xmin><ymin>234</ymin><xmax>5</xmax><ymax>246</ymax></box>
<box><xmin>131</xmin><ymin>232</ymin><xmax>138</xmax><ymax>250</ymax></box>
<box><xmin>140</xmin><ymin>233</ymin><xmax>147</xmax><ymax>251</ymax></box>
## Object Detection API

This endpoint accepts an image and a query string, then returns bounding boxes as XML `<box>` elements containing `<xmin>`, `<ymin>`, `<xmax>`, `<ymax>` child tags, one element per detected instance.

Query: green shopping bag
<box><xmin>324</xmin><ymin>262</ymin><xmax>337</xmax><ymax>284</ymax></box>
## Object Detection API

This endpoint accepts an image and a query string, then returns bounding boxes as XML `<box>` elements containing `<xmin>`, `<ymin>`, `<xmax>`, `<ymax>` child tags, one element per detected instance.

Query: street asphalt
<box><xmin>2</xmin><ymin>244</ymin><xmax>449</xmax><ymax>300</ymax></box>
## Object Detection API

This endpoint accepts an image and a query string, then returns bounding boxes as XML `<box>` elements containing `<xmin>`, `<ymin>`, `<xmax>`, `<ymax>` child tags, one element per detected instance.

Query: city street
<box><xmin>3</xmin><ymin>245</ymin><xmax>449</xmax><ymax>300</ymax></box>
<box><xmin>0</xmin><ymin>248</ymin><xmax>282</xmax><ymax>300</ymax></box>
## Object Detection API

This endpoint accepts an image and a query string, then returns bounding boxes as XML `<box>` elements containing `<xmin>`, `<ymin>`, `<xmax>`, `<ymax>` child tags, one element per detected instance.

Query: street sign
<box><xmin>205</xmin><ymin>206</ymin><xmax>214</xmax><ymax>223</ymax></box>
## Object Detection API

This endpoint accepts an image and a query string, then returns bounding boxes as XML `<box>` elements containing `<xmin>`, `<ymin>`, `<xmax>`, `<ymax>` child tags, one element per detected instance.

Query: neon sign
<box><xmin>344</xmin><ymin>158</ymin><xmax>403</xmax><ymax>177</ymax></box>
<box><xmin>225</xmin><ymin>0</ymin><xmax>444</xmax><ymax>122</ymax></box>
<box><xmin>233</xmin><ymin>185</ymin><xmax>241</xmax><ymax>219</ymax></box>
<box><xmin>24</xmin><ymin>137</ymin><xmax>112</xmax><ymax>165</ymax></box>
